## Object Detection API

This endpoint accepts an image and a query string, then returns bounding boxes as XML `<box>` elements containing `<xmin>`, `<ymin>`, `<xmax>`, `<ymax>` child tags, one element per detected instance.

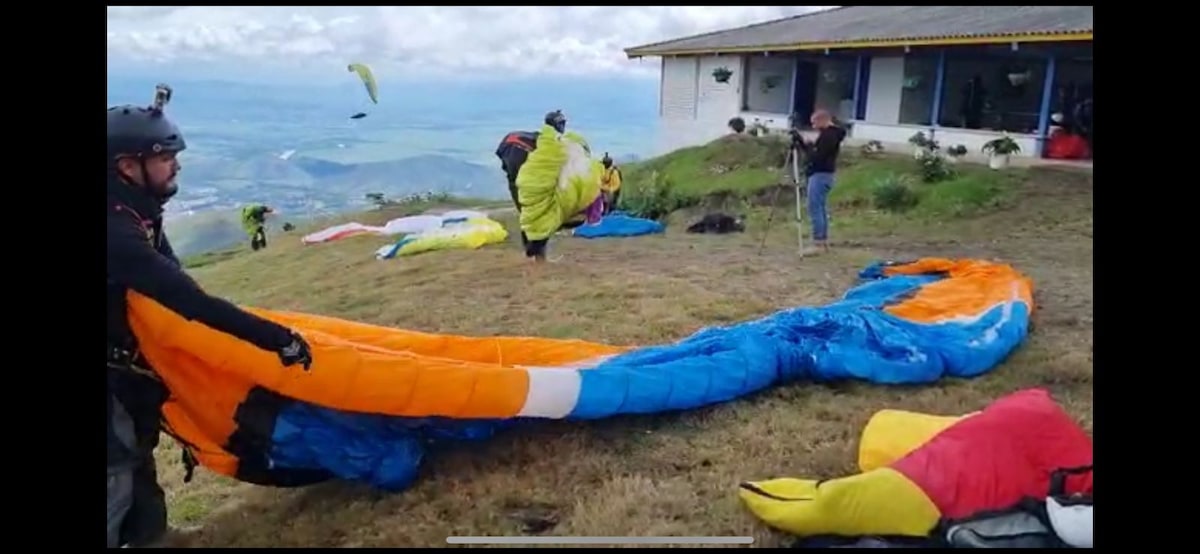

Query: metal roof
<box><xmin>625</xmin><ymin>6</ymin><xmax>1093</xmax><ymax>57</ymax></box>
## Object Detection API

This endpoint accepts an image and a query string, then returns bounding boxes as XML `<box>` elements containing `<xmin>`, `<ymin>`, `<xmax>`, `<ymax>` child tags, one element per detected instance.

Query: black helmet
<box><xmin>544</xmin><ymin>109</ymin><xmax>567</xmax><ymax>133</ymax></box>
<box><xmin>601</xmin><ymin>152</ymin><xmax>613</xmax><ymax>168</ymax></box>
<box><xmin>107</xmin><ymin>104</ymin><xmax>186</xmax><ymax>162</ymax></box>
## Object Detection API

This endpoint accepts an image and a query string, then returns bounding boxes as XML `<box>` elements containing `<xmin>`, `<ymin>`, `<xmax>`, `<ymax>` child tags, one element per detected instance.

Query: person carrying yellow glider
<box><xmin>515</xmin><ymin>109</ymin><xmax>605</xmax><ymax>262</ymax></box>
<box><xmin>241</xmin><ymin>203</ymin><xmax>274</xmax><ymax>251</ymax></box>
<box><xmin>106</xmin><ymin>85</ymin><xmax>314</xmax><ymax>549</ymax></box>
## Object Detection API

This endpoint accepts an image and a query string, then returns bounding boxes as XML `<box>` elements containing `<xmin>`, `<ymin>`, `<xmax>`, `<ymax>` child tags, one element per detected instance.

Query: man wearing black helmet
<box><xmin>106</xmin><ymin>86</ymin><xmax>314</xmax><ymax>548</ymax></box>
<box><xmin>545</xmin><ymin>109</ymin><xmax>567</xmax><ymax>134</ymax></box>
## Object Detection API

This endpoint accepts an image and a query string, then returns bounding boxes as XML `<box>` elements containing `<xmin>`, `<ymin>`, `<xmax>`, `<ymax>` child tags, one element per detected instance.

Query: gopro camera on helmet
<box><xmin>152</xmin><ymin>83</ymin><xmax>173</xmax><ymax>113</ymax></box>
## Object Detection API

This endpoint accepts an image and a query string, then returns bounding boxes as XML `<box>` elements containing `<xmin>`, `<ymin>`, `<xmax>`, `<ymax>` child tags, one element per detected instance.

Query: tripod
<box><xmin>757</xmin><ymin>140</ymin><xmax>806</xmax><ymax>257</ymax></box>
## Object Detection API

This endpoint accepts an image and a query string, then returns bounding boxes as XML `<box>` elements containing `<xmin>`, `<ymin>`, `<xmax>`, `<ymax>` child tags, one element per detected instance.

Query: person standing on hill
<box><xmin>794</xmin><ymin>109</ymin><xmax>846</xmax><ymax>254</ymax></box>
<box><xmin>107</xmin><ymin>90</ymin><xmax>314</xmax><ymax>548</ymax></box>
<box><xmin>241</xmin><ymin>203</ymin><xmax>274</xmax><ymax>251</ymax></box>
<box><xmin>599</xmin><ymin>153</ymin><xmax>623</xmax><ymax>215</ymax></box>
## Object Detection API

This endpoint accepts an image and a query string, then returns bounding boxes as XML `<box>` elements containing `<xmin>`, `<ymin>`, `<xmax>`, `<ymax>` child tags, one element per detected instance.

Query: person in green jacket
<box><xmin>241</xmin><ymin>204</ymin><xmax>274</xmax><ymax>251</ymax></box>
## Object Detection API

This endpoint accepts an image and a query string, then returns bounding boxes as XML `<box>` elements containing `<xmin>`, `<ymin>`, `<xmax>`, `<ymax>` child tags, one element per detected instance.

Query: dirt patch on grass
<box><xmin>158</xmin><ymin>162</ymin><xmax>1092</xmax><ymax>548</ymax></box>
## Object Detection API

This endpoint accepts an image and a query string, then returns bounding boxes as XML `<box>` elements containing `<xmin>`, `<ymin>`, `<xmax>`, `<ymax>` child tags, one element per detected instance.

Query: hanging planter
<box><xmin>760</xmin><ymin>75</ymin><xmax>783</xmax><ymax>94</ymax></box>
<box><xmin>712</xmin><ymin>66</ymin><xmax>733</xmax><ymax>83</ymax></box>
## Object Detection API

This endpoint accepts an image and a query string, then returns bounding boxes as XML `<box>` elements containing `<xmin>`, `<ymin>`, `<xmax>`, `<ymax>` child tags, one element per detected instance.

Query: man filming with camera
<box><xmin>790</xmin><ymin>109</ymin><xmax>846</xmax><ymax>255</ymax></box>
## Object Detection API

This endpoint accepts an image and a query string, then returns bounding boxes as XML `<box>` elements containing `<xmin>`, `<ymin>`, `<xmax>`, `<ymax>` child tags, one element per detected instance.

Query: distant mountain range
<box><xmin>172</xmin><ymin>153</ymin><xmax>505</xmax><ymax>212</ymax></box>
<box><xmin>294</xmin><ymin>154</ymin><xmax>502</xmax><ymax>196</ymax></box>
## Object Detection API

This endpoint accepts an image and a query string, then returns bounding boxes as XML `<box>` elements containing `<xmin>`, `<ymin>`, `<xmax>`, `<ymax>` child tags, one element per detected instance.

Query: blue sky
<box><xmin>107</xmin><ymin>6</ymin><xmax>837</xmax><ymax>84</ymax></box>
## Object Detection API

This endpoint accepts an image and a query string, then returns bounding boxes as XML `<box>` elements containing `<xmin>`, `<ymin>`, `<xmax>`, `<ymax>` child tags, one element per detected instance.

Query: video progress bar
<box><xmin>446</xmin><ymin>536</ymin><xmax>754</xmax><ymax>545</ymax></box>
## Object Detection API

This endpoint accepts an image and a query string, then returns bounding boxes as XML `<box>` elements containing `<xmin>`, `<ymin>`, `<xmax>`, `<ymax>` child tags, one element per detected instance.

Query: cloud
<box><xmin>106</xmin><ymin>6</ymin><xmax>837</xmax><ymax>81</ymax></box>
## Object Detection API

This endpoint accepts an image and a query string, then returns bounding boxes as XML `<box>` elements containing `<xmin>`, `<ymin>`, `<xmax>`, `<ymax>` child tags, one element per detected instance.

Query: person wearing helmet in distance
<box><xmin>106</xmin><ymin>85</ymin><xmax>314</xmax><ymax>548</ymax></box>
<box><xmin>241</xmin><ymin>203</ymin><xmax>274</xmax><ymax>250</ymax></box>
<box><xmin>599</xmin><ymin>153</ymin><xmax>623</xmax><ymax>215</ymax></box>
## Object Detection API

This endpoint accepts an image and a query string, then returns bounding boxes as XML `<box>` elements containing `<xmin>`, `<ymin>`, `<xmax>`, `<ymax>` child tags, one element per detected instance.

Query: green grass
<box><xmin>183</xmin><ymin>247</ymin><xmax>246</xmax><ymax>269</ymax></box>
<box><xmin>622</xmin><ymin>136</ymin><xmax>792</xmax><ymax>197</ymax></box>
<box><xmin>620</xmin><ymin>135</ymin><xmax>1021</xmax><ymax>226</ymax></box>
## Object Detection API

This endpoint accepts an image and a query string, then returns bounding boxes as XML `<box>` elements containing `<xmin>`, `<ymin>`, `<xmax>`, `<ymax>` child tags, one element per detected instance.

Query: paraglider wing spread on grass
<box><xmin>126</xmin><ymin>257</ymin><xmax>1034</xmax><ymax>491</ymax></box>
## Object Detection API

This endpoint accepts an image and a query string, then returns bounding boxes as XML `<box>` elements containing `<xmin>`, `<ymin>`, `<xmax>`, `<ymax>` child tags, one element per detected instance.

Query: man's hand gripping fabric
<box><xmin>278</xmin><ymin>331</ymin><xmax>313</xmax><ymax>371</ymax></box>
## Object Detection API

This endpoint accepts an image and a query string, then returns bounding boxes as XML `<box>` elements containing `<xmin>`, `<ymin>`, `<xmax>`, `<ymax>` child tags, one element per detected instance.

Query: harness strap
<box><xmin>107</xmin><ymin>345</ymin><xmax>161</xmax><ymax>382</ymax></box>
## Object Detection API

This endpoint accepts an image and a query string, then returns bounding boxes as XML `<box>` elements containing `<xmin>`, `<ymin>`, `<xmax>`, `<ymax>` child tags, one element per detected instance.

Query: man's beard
<box><xmin>154</xmin><ymin>176</ymin><xmax>179</xmax><ymax>203</ymax></box>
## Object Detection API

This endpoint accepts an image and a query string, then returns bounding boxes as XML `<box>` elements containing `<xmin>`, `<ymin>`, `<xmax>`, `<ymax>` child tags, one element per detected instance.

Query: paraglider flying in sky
<box><xmin>347</xmin><ymin>63</ymin><xmax>378</xmax><ymax>119</ymax></box>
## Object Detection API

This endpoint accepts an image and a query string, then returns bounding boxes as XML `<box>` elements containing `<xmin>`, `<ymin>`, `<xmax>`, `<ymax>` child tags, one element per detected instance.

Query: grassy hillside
<box><xmin>154</xmin><ymin>135</ymin><xmax>1093</xmax><ymax>547</ymax></box>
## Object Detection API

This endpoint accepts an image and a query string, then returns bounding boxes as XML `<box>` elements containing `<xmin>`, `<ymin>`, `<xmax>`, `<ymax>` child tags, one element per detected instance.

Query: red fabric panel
<box><xmin>1046</xmin><ymin>133</ymin><xmax>1091</xmax><ymax>159</ymax></box>
<box><xmin>890</xmin><ymin>388</ymin><xmax>1093</xmax><ymax>519</ymax></box>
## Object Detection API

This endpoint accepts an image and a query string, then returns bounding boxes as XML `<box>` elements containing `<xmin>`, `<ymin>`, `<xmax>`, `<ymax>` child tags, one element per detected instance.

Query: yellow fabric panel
<box><xmin>517</xmin><ymin>124</ymin><xmax>568</xmax><ymax>241</ymax></box>
<box><xmin>738</xmin><ymin>467</ymin><xmax>941</xmax><ymax>537</ymax></box>
<box><xmin>393</xmin><ymin>218</ymin><xmax>507</xmax><ymax>257</ymax></box>
<box><xmin>516</xmin><ymin>125</ymin><xmax>603</xmax><ymax>241</ymax></box>
<box><xmin>600</xmin><ymin>167</ymin><xmax>622</xmax><ymax>193</ymax></box>
<box><xmin>857</xmin><ymin>409</ymin><xmax>969</xmax><ymax>472</ymax></box>
<box><xmin>554</xmin><ymin>135</ymin><xmax>603</xmax><ymax>225</ymax></box>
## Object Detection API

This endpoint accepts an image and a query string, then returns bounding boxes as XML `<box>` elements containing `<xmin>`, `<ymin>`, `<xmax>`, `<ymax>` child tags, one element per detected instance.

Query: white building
<box><xmin>625</xmin><ymin>6</ymin><xmax>1093</xmax><ymax>160</ymax></box>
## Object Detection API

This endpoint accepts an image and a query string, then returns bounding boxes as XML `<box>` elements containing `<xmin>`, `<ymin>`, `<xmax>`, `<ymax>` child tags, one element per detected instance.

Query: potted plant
<box><xmin>946</xmin><ymin>144</ymin><xmax>968</xmax><ymax>164</ymax></box>
<box><xmin>860</xmin><ymin>140</ymin><xmax>885</xmax><ymax>158</ymax></box>
<box><xmin>712</xmin><ymin>66</ymin><xmax>733</xmax><ymax>84</ymax></box>
<box><xmin>748</xmin><ymin>119</ymin><xmax>770</xmax><ymax>137</ymax></box>
<box><xmin>982</xmin><ymin>135</ymin><xmax>1021</xmax><ymax>169</ymax></box>
<box><xmin>908</xmin><ymin>131</ymin><xmax>938</xmax><ymax>159</ymax></box>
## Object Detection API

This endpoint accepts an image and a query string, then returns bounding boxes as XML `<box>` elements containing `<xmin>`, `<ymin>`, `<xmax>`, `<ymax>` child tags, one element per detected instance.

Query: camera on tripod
<box><xmin>786</xmin><ymin>111</ymin><xmax>806</xmax><ymax>150</ymax></box>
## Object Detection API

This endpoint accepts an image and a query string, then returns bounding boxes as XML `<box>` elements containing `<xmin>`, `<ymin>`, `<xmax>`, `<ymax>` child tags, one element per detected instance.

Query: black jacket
<box><xmin>495</xmin><ymin>131</ymin><xmax>539</xmax><ymax>185</ymax></box>
<box><xmin>106</xmin><ymin>178</ymin><xmax>293</xmax><ymax>354</ymax></box>
<box><xmin>801</xmin><ymin>125</ymin><xmax>847</xmax><ymax>176</ymax></box>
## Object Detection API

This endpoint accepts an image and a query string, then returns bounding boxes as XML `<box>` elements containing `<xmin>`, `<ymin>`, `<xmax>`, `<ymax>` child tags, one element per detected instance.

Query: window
<box><xmin>814</xmin><ymin>57</ymin><xmax>857</xmax><ymax>122</ymax></box>
<box><xmin>898</xmin><ymin>56</ymin><xmax>939</xmax><ymax>125</ymax></box>
<box><xmin>937</xmin><ymin>55</ymin><xmax>1049</xmax><ymax>134</ymax></box>
<box><xmin>742</xmin><ymin>55</ymin><xmax>794</xmax><ymax>114</ymax></box>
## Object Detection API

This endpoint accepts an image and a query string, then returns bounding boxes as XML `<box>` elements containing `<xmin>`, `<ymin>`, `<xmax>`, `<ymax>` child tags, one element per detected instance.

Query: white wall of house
<box><xmin>656</xmin><ymin>55</ymin><xmax>743</xmax><ymax>155</ymax></box>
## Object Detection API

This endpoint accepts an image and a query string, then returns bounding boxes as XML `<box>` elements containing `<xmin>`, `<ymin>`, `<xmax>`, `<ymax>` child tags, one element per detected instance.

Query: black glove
<box><xmin>277</xmin><ymin>331</ymin><xmax>313</xmax><ymax>371</ymax></box>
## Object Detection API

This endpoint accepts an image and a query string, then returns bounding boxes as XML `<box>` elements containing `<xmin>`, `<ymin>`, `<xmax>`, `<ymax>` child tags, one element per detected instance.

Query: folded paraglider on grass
<box><xmin>740</xmin><ymin>388</ymin><xmax>1092</xmax><ymax>548</ymax></box>
<box><xmin>127</xmin><ymin>257</ymin><xmax>1033</xmax><ymax>492</ymax></box>
<box><xmin>571</xmin><ymin>212</ymin><xmax>665</xmax><ymax>239</ymax></box>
